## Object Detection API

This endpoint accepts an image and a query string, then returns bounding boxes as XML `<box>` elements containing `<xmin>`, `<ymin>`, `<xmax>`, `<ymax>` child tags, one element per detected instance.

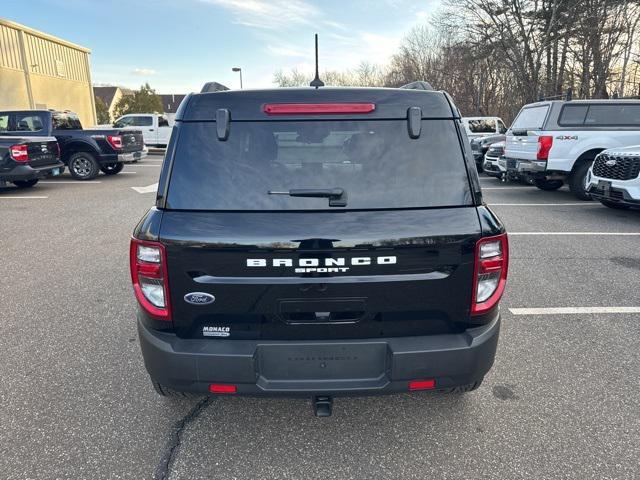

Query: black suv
<box><xmin>130</xmin><ymin>87</ymin><xmax>508</xmax><ymax>416</ymax></box>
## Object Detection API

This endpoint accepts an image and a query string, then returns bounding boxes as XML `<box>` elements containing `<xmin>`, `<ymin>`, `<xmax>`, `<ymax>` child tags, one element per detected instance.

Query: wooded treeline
<box><xmin>274</xmin><ymin>0</ymin><xmax>640</xmax><ymax>122</ymax></box>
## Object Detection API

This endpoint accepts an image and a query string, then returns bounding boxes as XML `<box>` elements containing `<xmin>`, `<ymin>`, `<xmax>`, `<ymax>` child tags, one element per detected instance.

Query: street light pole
<box><xmin>232</xmin><ymin>67</ymin><xmax>243</xmax><ymax>89</ymax></box>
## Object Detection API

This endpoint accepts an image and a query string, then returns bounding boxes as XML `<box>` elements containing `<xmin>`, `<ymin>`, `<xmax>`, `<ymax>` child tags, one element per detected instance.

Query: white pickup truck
<box><xmin>504</xmin><ymin>100</ymin><xmax>640</xmax><ymax>199</ymax></box>
<box><xmin>97</xmin><ymin>114</ymin><xmax>173</xmax><ymax>147</ymax></box>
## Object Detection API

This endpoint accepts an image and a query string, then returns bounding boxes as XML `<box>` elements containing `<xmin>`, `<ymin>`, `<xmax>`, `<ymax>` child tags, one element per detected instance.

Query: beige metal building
<box><xmin>0</xmin><ymin>18</ymin><xmax>96</xmax><ymax>126</ymax></box>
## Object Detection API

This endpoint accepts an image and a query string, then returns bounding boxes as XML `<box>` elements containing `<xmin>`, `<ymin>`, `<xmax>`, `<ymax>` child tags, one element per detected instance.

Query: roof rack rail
<box><xmin>400</xmin><ymin>81</ymin><xmax>434</xmax><ymax>91</ymax></box>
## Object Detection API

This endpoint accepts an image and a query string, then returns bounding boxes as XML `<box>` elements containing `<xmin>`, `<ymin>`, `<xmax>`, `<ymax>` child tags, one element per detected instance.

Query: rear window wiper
<box><xmin>268</xmin><ymin>188</ymin><xmax>348</xmax><ymax>207</ymax></box>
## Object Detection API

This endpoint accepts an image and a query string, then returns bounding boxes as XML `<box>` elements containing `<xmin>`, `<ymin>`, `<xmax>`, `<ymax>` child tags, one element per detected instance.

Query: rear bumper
<box><xmin>138</xmin><ymin>314</ymin><xmax>501</xmax><ymax>396</ymax></box>
<box><xmin>504</xmin><ymin>157</ymin><xmax>547</xmax><ymax>174</ymax></box>
<box><xmin>98</xmin><ymin>148</ymin><xmax>148</xmax><ymax>164</ymax></box>
<box><xmin>0</xmin><ymin>162</ymin><xmax>64</xmax><ymax>182</ymax></box>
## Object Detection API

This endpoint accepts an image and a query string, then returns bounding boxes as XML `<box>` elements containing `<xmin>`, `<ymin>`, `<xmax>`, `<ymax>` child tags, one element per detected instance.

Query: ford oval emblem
<box><xmin>184</xmin><ymin>292</ymin><xmax>215</xmax><ymax>305</ymax></box>
<box><xmin>605</xmin><ymin>159</ymin><xmax>617</xmax><ymax>167</ymax></box>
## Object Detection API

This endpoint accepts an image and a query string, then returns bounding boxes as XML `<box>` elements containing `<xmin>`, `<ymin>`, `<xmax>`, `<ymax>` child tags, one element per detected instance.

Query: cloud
<box><xmin>266</xmin><ymin>44</ymin><xmax>309</xmax><ymax>58</ymax></box>
<box><xmin>132</xmin><ymin>68</ymin><xmax>157</xmax><ymax>76</ymax></box>
<box><xmin>202</xmin><ymin>0</ymin><xmax>320</xmax><ymax>29</ymax></box>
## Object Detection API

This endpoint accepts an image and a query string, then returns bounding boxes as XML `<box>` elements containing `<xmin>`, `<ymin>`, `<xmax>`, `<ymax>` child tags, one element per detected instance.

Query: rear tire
<box><xmin>568</xmin><ymin>160</ymin><xmax>593</xmax><ymax>200</ymax></box>
<box><xmin>100</xmin><ymin>162</ymin><xmax>124</xmax><ymax>175</ymax></box>
<box><xmin>533</xmin><ymin>178</ymin><xmax>563</xmax><ymax>191</ymax></box>
<box><xmin>69</xmin><ymin>152</ymin><xmax>100</xmax><ymax>180</ymax></box>
<box><xmin>599</xmin><ymin>200</ymin><xmax>630</xmax><ymax>210</ymax></box>
<box><xmin>151</xmin><ymin>380</ymin><xmax>203</xmax><ymax>398</ymax></box>
<box><xmin>13</xmin><ymin>179</ymin><xmax>39</xmax><ymax>188</ymax></box>
<box><xmin>442</xmin><ymin>379</ymin><xmax>483</xmax><ymax>393</ymax></box>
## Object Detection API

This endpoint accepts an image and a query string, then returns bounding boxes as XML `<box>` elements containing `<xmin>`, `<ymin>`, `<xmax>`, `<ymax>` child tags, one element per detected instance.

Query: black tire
<box><xmin>13</xmin><ymin>179</ymin><xmax>39</xmax><ymax>188</ymax></box>
<box><xmin>100</xmin><ymin>162</ymin><xmax>124</xmax><ymax>175</ymax></box>
<box><xmin>599</xmin><ymin>200</ymin><xmax>630</xmax><ymax>210</ymax></box>
<box><xmin>68</xmin><ymin>152</ymin><xmax>100</xmax><ymax>180</ymax></box>
<box><xmin>441</xmin><ymin>379</ymin><xmax>483</xmax><ymax>394</ymax></box>
<box><xmin>533</xmin><ymin>178</ymin><xmax>563</xmax><ymax>191</ymax></box>
<box><xmin>568</xmin><ymin>160</ymin><xmax>593</xmax><ymax>200</ymax></box>
<box><xmin>152</xmin><ymin>380</ymin><xmax>203</xmax><ymax>398</ymax></box>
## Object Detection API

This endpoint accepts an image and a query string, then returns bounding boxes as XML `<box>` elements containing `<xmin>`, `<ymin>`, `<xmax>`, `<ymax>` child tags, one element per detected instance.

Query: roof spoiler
<box><xmin>400</xmin><ymin>81</ymin><xmax>434</xmax><ymax>91</ymax></box>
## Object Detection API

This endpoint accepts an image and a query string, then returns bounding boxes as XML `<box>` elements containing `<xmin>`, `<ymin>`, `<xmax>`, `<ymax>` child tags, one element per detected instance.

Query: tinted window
<box><xmin>158</xmin><ymin>116</ymin><xmax>170</xmax><ymax>127</ymax></box>
<box><xmin>14</xmin><ymin>113</ymin><xmax>45</xmax><ymax>132</ymax></box>
<box><xmin>167</xmin><ymin>120</ymin><xmax>471</xmax><ymax>210</ymax></box>
<box><xmin>52</xmin><ymin>113</ymin><xmax>82</xmax><ymax>130</ymax></box>
<box><xmin>114</xmin><ymin>117</ymin><xmax>134</xmax><ymax>128</ymax></box>
<box><xmin>132</xmin><ymin>116</ymin><xmax>153</xmax><ymax>127</ymax></box>
<box><xmin>511</xmin><ymin>105</ymin><xmax>549</xmax><ymax>130</ymax></box>
<box><xmin>468</xmin><ymin>119</ymin><xmax>496</xmax><ymax>133</ymax></box>
<box><xmin>558</xmin><ymin>105</ymin><xmax>588</xmax><ymax>125</ymax></box>
<box><xmin>585</xmin><ymin>104</ymin><xmax>640</xmax><ymax>126</ymax></box>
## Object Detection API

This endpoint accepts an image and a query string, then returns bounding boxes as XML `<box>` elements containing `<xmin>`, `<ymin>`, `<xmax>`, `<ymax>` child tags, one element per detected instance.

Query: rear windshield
<box><xmin>511</xmin><ymin>105</ymin><xmax>549</xmax><ymax>130</ymax></box>
<box><xmin>166</xmin><ymin>120</ymin><xmax>472</xmax><ymax>210</ymax></box>
<box><xmin>467</xmin><ymin>119</ymin><xmax>496</xmax><ymax>133</ymax></box>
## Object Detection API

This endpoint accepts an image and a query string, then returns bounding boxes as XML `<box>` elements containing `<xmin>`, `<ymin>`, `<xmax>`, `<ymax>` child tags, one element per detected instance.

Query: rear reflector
<box><xmin>409</xmin><ymin>379</ymin><xmax>436</xmax><ymax>391</ymax></box>
<box><xmin>209</xmin><ymin>384</ymin><xmax>237</xmax><ymax>394</ymax></box>
<box><xmin>130</xmin><ymin>238</ymin><xmax>171</xmax><ymax>321</ymax></box>
<box><xmin>264</xmin><ymin>103</ymin><xmax>376</xmax><ymax>115</ymax></box>
<box><xmin>471</xmin><ymin>234</ymin><xmax>509</xmax><ymax>315</ymax></box>
<box><xmin>10</xmin><ymin>144</ymin><xmax>29</xmax><ymax>162</ymax></box>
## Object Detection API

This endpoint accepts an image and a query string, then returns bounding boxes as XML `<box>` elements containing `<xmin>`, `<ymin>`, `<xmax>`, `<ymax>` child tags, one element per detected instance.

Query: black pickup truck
<box><xmin>0</xmin><ymin>110</ymin><xmax>146</xmax><ymax>180</ymax></box>
<box><xmin>0</xmin><ymin>136</ymin><xmax>63</xmax><ymax>189</ymax></box>
<box><xmin>131</xmin><ymin>85</ymin><xmax>509</xmax><ymax>417</ymax></box>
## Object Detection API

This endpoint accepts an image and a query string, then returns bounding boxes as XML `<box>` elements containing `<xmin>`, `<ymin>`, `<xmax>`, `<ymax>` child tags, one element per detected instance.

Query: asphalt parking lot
<box><xmin>1</xmin><ymin>155</ymin><xmax>639</xmax><ymax>480</ymax></box>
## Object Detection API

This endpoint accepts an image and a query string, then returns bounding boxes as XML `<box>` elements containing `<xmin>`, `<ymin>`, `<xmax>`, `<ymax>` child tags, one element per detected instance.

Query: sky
<box><xmin>3</xmin><ymin>0</ymin><xmax>440</xmax><ymax>94</ymax></box>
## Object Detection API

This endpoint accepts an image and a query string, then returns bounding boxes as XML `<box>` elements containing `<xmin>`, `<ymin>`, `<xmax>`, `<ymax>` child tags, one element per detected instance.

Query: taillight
<box><xmin>409</xmin><ymin>379</ymin><xmax>436</xmax><ymax>391</ymax></box>
<box><xmin>209</xmin><ymin>384</ymin><xmax>237</xmax><ymax>394</ymax></box>
<box><xmin>107</xmin><ymin>135</ymin><xmax>123</xmax><ymax>149</ymax></box>
<box><xmin>471</xmin><ymin>234</ymin><xmax>509</xmax><ymax>315</ymax></box>
<box><xmin>10</xmin><ymin>144</ymin><xmax>29</xmax><ymax>162</ymax></box>
<box><xmin>537</xmin><ymin>135</ymin><xmax>553</xmax><ymax>160</ymax></box>
<box><xmin>130</xmin><ymin>238</ymin><xmax>171</xmax><ymax>320</ymax></box>
<box><xmin>264</xmin><ymin>103</ymin><xmax>376</xmax><ymax>115</ymax></box>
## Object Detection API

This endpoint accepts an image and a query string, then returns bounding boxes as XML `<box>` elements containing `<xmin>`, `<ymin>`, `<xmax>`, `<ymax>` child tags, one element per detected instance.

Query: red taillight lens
<box><xmin>263</xmin><ymin>103</ymin><xmax>376</xmax><ymax>115</ymax></box>
<box><xmin>409</xmin><ymin>379</ymin><xmax>436</xmax><ymax>391</ymax></box>
<box><xmin>209</xmin><ymin>384</ymin><xmax>237</xmax><ymax>394</ymax></box>
<box><xmin>471</xmin><ymin>234</ymin><xmax>509</xmax><ymax>316</ymax></box>
<box><xmin>130</xmin><ymin>238</ymin><xmax>171</xmax><ymax>320</ymax></box>
<box><xmin>107</xmin><ymin>135</ymin><xmax>123</xmax><ymax>149</ymax></box>
<box><xmin>10</xmin><ymin>144</ymin><xmax>29</xmax><ymax>162</ymax></box>
<box><xmin>537</xmin><ymin>135</ymin><xmax>553</xmax><ymax>160</ymax></box>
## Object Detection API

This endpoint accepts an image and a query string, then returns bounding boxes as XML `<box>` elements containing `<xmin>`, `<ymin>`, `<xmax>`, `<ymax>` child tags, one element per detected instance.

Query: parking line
<box><xmin>131</xmin><ymin>164</ymin><xmax>161</xmax><ymax>167</ymax></box>
<box><xmin>489</xmin><ymin>203</ymin><xmax>600</xmax><ymax>206</ymax></box>
<box><xmin>509</xmin><ymin>232</ymin><xmax>640</xmax><ymax>236</ymax></box>
<box><xmin>483</xmin><ymin>187</ymin><xmax>533</xmax><ymax>190</ymax></box>
<box><xmin>0</xmin><ymin>196</ymin><xmax>48</xmax><ymax>199</ymax></box>
<box><xmin>120</xmin><ymin>171</ymin><xmax>137</xmax><ymax>174</ymax></box>
<box><xmin>509</xmin><ymin>307</ymin><xmax>640</xmax><ymax>315</ymax></box>
<box><xmin>40</xmin><ymin>181</ymin><xmax>101</xmax><ymax>184</ymax></box>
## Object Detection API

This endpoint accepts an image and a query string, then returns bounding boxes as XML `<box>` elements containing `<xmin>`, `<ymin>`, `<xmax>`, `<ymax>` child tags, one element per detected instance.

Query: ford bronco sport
<box><xmin>130</xmin><ymin>86</ymin><xmax>508</xmax><ymax>416</ymax></box>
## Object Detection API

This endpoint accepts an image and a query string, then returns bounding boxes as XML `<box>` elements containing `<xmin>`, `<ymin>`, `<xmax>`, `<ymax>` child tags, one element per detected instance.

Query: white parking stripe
<box><xmin>509</xmin><ymin>232</ymin><xmax>640</xmax><ymax>236</ymax></box>
<box><xmin>509</xmin><ymin>307</ymin><xmax>640</xmax><ymax>315</ymax></box>
<box><xmin>40</xmin><ymin>181</ymin><xmax>101</xmax><ymax>184</ymax></box>
<box><xmin>489</xmin><ymin>203</ymin><xmax>600</xmax><ymax>206</ymax></box>
<box><xmin>132</xmin><ymin>183</ymin><xmax>158</xmax><ymax>194</ymax></box>
<box><xmin>0</xmin><ymin>196</ymin><xmax>48</xmax><ymax>199</ymax></box>
<box><xmin>120</xmin><ymin>172</ymin><xmax>137</xmax><ymax>174</ymax></box>
<box><xmin>131</xmin><ymin>164</ymin><xmax>161</xmax><ymax>167</ymax></box>
<box><xmin>483</xmin><ymin>187</ymin><xmax>533</xmax><ymax>190</ymax></box>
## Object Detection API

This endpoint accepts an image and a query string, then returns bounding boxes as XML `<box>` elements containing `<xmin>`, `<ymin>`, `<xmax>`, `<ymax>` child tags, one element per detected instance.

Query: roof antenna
<box><xmin>310</xmin><ymin>34</ymin><xmax>324</xmax><ymax>89</ymax></box>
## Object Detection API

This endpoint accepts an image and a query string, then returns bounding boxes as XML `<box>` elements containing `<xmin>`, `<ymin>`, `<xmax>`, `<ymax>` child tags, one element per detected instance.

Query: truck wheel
<box><xmin>533</xmin><ymin>178</ymin><xmax>563</xmax><ymax>191</ymax></box>
<box><xmin>69</xmin><ymin>152</ymin><xmax>100</xmax><ymax>180</ymax></box>
<box><xmin>152</xmin><ymin>380</ymin><xmax>202</xmax><ymax>398</ymax></box>
<box><xmin>100</xmin><ymin>162</ymin><xmax>124</xmax><ymax>175</ymax></box>
<box><xmin>443</xmin><ymin>379</ymin><xmax>483</xmax><ymax>393</ymax></box>
<box><xmin>568</xmin><ymin>160</ymin><xmax>593</xmax><ymax>200</ymax></box>
<box><xmin>13</xmin><ymin>179</ymin><xmax>39</xmax><ymax>188</ymax></box>
<box><xmin>599</xmin><ymin>200</ymin><xmax>630</xmax><ymax>210</ymax></box>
